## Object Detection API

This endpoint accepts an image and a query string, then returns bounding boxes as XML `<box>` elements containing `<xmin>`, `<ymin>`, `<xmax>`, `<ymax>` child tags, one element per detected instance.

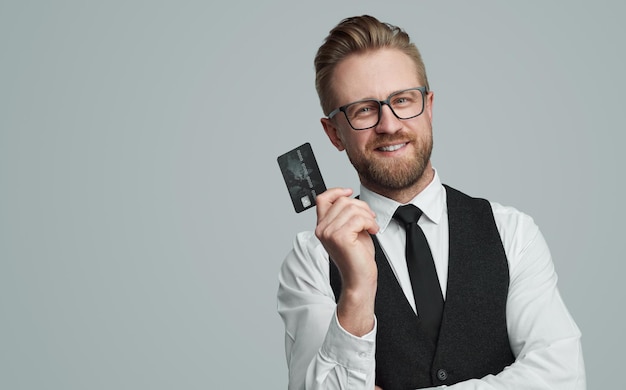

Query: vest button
<box><xmin>437</xmin><ymin>368</ymin><xmax>448</xmax><ymax>381</ymax></box>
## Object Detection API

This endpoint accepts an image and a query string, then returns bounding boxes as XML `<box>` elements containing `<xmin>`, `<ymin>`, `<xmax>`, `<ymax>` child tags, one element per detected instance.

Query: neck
<box><xmin>361</xmin><ymin>163</ymin><xmax>435</xmax><ymax>204</ymax></box>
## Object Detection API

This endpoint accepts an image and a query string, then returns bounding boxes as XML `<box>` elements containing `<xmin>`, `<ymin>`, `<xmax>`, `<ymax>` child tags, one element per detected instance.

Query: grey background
<box><xmin>1</xmin><ymin>1</ymin><xmax>623</xmax><ymax>388</ymax></box>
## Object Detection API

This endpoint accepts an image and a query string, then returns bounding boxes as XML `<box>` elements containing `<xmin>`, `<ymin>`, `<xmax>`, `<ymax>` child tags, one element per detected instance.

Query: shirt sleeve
<box><xmin>425</xmin><ymin>204</ymin><xmax>587</xmax><ymax>390</ymax></box>
<box><xmin>277</xmin><ymin>231</ymin><xmax>377</xmax><ymax>390</ymax></box>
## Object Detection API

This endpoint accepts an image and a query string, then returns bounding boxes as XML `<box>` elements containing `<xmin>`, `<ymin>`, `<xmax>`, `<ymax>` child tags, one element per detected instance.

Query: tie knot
<box><xmin>393</xmin><ymin>204</ymin><xmax>423</xmax><ymax>226</ymax></box>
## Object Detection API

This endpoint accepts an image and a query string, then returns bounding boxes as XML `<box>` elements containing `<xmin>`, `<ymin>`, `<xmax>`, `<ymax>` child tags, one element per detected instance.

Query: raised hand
<box><xmin>315</xmin><ymin>188</ymin><xmax>379</xmax><ymax>336</ymax></box>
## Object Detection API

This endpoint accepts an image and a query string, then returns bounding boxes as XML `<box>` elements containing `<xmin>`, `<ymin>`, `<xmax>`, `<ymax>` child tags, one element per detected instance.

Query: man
<box><xmin>277</xmin><ymin>15</ymin><xmax>585</xmax><ymax>389</ymax></box>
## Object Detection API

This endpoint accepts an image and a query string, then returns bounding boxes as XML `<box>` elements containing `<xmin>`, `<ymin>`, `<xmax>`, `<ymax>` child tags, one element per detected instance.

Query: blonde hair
<box><xmin>314</xmin><ymin>15</ymin><xmax>429</xmax><ymax>116</ymax></box>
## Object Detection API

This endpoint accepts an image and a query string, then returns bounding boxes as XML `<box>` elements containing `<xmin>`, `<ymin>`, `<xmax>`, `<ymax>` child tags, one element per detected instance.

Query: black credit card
<box><xmin>277</xmin><ymin>142</ymin><xmax>327</xmax><ymax>213</ymax></box>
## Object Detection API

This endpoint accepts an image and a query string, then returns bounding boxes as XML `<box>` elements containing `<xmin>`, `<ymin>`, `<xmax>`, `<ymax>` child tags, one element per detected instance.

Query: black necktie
<box><xmin>393</xmin><ymin>204</ymin><xmax>444</xmax><ymax>342</ymax></box>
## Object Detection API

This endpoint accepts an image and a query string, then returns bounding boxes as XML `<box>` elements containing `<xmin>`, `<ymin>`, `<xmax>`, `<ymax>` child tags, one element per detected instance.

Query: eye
<box><xmin>347</xmin><ymin>101</ymin><xmax>379</xmax><ymax>118</ymax></box>
<box><xmin>394</xmin><ymin>97</ymin><xmax>408</xmax><ymax>105</ymax></box>
<box><xmin>391</xmin><ymin>91</ymin><xmax>420</xmax><ymax>107</ymax></box>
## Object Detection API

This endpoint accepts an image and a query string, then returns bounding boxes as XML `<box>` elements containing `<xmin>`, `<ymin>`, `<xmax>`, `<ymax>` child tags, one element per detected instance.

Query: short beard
<box><xmin>347</xmin><ymin>133</ymin><xmax>433</xmax><ymax>192</ymax></box>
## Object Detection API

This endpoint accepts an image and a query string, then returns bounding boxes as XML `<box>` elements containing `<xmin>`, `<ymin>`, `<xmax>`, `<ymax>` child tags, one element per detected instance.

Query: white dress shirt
<box><xmin>277</xmin><ymin>170</ymin><xmax>586</xmax><ymax>389</ymax></box>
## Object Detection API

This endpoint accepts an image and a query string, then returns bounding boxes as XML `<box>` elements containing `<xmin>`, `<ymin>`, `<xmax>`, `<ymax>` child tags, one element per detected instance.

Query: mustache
<box><xmin>368</xmin><ymin>133</ymin><xmax>416</xmax><ymax>149</ymax></box>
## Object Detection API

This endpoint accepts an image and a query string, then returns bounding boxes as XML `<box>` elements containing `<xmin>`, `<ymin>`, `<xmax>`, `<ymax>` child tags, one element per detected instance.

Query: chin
<box><xmin>366</xmin><ymin>161</ymin><xmax>427</xmax><ymax>190</ymax></box>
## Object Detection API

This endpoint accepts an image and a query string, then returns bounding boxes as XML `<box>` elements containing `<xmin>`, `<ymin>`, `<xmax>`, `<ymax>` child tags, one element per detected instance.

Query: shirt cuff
<box><xmin>319</xmin><ymin>311</ymin><xmax>376</xmax><ymax>372</ymax></box>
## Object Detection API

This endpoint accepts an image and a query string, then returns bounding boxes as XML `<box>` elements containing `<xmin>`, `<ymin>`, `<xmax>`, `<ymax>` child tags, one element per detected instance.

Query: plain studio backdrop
<box><xmin>1</xmin><ymin>1</ymin><xmax>623</xmax><ymax>388</ymax></box>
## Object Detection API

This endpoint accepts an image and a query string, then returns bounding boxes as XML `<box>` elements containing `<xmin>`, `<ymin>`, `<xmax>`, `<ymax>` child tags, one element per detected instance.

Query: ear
<box><xmin>321</xmin><ymin>117</ymin><xmax>346</xmax><ymax>151</ymax></box>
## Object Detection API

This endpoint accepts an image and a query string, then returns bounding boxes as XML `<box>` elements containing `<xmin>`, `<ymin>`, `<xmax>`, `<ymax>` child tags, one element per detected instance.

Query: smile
<box><xmin>377</xmin><ymin>143</ymin><xmax>407</xmax><ymax>152</ymax></box>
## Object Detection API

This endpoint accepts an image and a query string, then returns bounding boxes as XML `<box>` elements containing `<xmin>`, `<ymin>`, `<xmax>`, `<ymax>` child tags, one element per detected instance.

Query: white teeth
<box><xmin>379</xmin><ymin>143</ymin><xmax>405</xmax><ymax>152</ymax></box>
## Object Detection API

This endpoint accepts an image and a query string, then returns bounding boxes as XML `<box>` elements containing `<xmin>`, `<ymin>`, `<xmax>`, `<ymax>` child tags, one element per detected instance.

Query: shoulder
<box><xmin>443</xmin><ymin>184</ymin><xmax>544</xmax><ymax>267</ymax></box>
<box><xmin>443</xmin><ymin>184</ymin><xmax>539</xmax><ymax>240</ymax></box>
<box><xmin>489</xmin><ymin>201</ymin><xmax>540</xmax><ymax>248</ymax></box>
<box><xmin>488</xmin><ymin>201</ymin><xmax>550</xmax><ymax>277</ymax></box>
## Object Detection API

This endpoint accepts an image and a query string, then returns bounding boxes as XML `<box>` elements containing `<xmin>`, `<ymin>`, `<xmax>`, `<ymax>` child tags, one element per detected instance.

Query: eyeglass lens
<box><xmin>345</xmin><ymin>89</ymin><xmax>424</xmax><ymax>130</ymax></box>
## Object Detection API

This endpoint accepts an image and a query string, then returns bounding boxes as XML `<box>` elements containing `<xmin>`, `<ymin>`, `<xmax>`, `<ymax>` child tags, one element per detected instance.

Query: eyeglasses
<box><xmin>327</xmin><ymin>86</ymin><xmax>428</xmax><ymax>130</ymax></box>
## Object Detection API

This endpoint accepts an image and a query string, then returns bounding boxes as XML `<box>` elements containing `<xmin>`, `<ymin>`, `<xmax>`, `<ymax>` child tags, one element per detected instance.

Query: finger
<box><xmin>315</xmin><ymin>187</ymin><xmax>353</xmax><ymax>219</ymax></box>
<box><xmin>326</xmin><ymin>200</ymin><xmax>378</xmax><ymax>232</ymax></box>
<box><xmin>317</xmin><ymin>197</ymin><xmax>373</xmax><ymax>233</ymax></box>
<box><xmin>317</xmin><ymin>204</ymin><xmax>379</xmax><ymax>242</ymax></box>
<box><xmin>336</xmin><ymin>211</ymin><xmax>379</xmax><ymax>236</ymax></box>
<box><xmin>318</xmin><ymin>195</ymin><xmax>376</xmax><ymax>228</ymax></box>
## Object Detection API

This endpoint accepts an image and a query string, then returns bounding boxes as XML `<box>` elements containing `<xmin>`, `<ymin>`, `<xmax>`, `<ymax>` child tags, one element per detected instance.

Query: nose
<box><xmin>374</xmin><ymin>103</ymin><xmax>402</xmax><ymax>134</ymax></box>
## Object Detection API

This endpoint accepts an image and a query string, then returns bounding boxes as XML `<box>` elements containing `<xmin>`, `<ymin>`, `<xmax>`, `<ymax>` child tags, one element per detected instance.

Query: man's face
<box><xmin>321</xmin><ymin>48</ymin><xmax>434</xmax><ymax>195</ymax></box>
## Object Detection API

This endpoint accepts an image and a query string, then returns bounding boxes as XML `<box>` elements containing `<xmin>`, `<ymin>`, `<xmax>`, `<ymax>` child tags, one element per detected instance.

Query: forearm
<box><xmin>302</xmin><ymin>314</ymin><xmax>376</xmax><ymax>390</ymax></box>
<box><xmin>336</xmin><ymin>278</ymin><xmax>377</xmax><ymax>337</ymax></box>
<box><xmin>420</xmin><ymin>334</ymin><xmax>584</xmax><ymax>389</ymax></box>
<box><xmin>281</xmin><ymin>304</ymin><xmax>377</xmax><ymax>390</ymax></box>
<box><xmin>278</xmin><ymin>232</ymin><xmax>377</xmax><ymax>390</ymax></box>
<box><xmin>457</xmin><ymin>207</ymin><xmax>588</xmax><ymax>390</ymax></box>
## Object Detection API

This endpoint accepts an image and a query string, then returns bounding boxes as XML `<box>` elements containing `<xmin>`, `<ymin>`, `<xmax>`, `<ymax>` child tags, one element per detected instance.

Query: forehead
<box><xmin>331</xmin><ymin>48</ymin><xmax>421</xmax><ymax>105</ymax></box>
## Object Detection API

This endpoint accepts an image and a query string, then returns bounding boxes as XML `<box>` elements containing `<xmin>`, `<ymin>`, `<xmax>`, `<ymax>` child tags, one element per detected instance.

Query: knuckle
<box><xmin>315</xmin><ymin>225</ymin><xmax>334</xmax><ymax>242</ymax></box>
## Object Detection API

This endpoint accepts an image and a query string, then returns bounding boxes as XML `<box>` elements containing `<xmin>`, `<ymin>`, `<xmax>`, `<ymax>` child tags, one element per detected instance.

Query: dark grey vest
<box><xmin>330</xmin><ymin>185</ymin><xmax>515</xmax><ymax>389</ymax></box>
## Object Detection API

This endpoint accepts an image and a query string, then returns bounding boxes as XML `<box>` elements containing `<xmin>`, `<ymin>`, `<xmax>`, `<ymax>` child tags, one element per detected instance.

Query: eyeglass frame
<box><xmin>327</xmin><ymin>86</ymin><xmax>429</xmax><ymax>131</ymax></box>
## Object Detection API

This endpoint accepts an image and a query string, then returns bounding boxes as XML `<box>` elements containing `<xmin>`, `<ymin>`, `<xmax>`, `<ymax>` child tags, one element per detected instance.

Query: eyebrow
<box><xmin>353</xmin><ymin>86</ymin><xmax>423</xmax><ymax>102</ymax></box>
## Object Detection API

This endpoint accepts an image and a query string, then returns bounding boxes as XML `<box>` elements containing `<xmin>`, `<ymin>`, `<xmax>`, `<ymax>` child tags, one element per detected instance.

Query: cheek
<box><xmin>345</xmin><ymin>134</ymin><xmax>369</xmax><ymax>152</ymax></box>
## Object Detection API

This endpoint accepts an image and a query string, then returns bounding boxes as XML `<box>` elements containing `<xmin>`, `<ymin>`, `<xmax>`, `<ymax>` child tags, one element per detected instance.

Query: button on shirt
<box><xmin>277</xmin><ymin>170</ymin><xmax>586</xmax><ymax>389</ymax></box>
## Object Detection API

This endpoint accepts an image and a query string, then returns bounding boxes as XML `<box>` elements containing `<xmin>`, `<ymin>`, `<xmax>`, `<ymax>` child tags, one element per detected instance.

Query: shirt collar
<box><xmin>359</xmin><ymin>169</ymin><xmax>445</xmax><ymax>233</ymax></box>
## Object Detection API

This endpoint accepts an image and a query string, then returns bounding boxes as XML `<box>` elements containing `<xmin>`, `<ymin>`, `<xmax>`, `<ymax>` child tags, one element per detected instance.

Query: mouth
<box><xmin>376</xmin><ymin>142</ymin><xmax>407</xmax><ymax>152</ymax></box>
